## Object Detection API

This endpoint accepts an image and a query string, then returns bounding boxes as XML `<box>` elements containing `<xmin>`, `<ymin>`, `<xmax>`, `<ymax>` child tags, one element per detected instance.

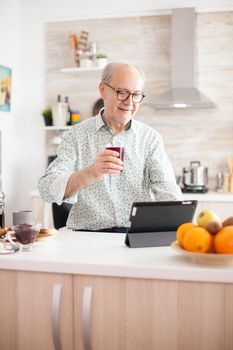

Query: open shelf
<box><xmin>40</xmin><ymin>126</ymin><xmax>71</xmax><ymax>131</ymax></box>
<box><xmin>60</xmin><ymin>67</ymin><xmax>102</xmax><ymax>73</ymax></box>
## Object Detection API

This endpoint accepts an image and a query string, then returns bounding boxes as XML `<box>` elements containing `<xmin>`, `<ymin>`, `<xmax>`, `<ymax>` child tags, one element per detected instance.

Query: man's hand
<box><xmin>64</xmin><ymin>149</ymin><xmax>123</xmax><ymax>198</ymax></box>
<box><xmin>88</xmin><ymin>149</ymin><xmax>124</xmax><ymax>181</ymax></box>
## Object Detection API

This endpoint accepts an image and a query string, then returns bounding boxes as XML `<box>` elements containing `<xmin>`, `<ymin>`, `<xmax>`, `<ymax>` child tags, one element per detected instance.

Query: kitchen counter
<box><xmin>182</xmin><ymin>191</ymin><xmax>233</xmax><ymax>202</ymax></box>
<box><xmin>29</xmin><ymin>190</ymin><xmax>233</xmax><ymax>202</ymax></box>
<box><xmin>29</xmin><ymin>190</ymin><xmax>233</xmax><ymax>228</ymax></box>
<box><xmin>1</xmin><ymin>230</ymin><xmax>233</xmax><ymax>283</ymax></box>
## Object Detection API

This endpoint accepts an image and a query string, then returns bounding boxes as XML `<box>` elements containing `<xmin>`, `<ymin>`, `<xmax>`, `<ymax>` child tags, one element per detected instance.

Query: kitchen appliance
<box><xmin>182</xmin><ymin>161</ymin><xmax>208</xmax><ymax>193</ymax></box>
<box><xmin>149</xmin><ymin>8</ymin><xmax>215</xmax><ymax>109</ymax></box>
<box><xmin>0</xmin><ymin>190</ymin><xmax>5</xmax><ymax>229</ymax></box>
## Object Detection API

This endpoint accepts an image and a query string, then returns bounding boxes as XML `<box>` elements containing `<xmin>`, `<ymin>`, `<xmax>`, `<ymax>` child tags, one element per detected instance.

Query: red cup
<box><xmin>105</xmin><ymin>146</ymin><xmax>124</xmax><ymax>162</ymax></box>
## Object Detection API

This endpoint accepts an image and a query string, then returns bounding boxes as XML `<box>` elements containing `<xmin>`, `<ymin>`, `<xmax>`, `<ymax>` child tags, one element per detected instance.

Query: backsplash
<box><xmin>45</xmin><ymin>12</ymin><xmax>233</xmax><ymax>190</ymax></box>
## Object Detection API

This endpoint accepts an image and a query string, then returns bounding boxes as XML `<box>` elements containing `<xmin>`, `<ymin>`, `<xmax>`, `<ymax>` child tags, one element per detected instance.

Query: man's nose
<box><xmin>124</xmin><ymin>94</ymin><xmax>134</xmax><ymax>104</ymax></box>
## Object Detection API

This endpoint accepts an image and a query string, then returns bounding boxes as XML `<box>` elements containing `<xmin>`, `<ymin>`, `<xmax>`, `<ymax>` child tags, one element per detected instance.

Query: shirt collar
<box><xmin>95</xmin><ymin>108</ymin><xmax>135</xmax><ymax>133</ymax></box>
<box><xmin>95</xmin><ymin>109</ymin><xmax>106</xmax><ymax>132</ymax></box>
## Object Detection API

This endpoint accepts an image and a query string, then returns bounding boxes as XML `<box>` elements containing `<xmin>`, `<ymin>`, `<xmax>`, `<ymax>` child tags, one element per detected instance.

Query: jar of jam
<box><xmin>0</xmin><ymin>190</ymin><xmax>5</xmax><ymax>229</ymax></box>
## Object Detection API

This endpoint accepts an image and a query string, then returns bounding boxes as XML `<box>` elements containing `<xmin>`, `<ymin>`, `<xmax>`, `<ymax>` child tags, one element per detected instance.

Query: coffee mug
<box><xmin>13</xmin><ymin>210</ymin><xmax>35</xmax><ymax>226</ymax></box>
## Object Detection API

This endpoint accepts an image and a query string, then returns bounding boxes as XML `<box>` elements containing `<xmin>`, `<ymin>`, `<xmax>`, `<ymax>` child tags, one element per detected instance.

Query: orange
<box><xmin>183</xmin><ymin>227</ymin><xmax>212</xmax><ymax>253</ymax></box>
<box><xmin>176</xmin><ymin>222</ymin><xmax>196</xmax><ymax>248</ymax></box>
<box><xmin>214</xmin><ymin>226</ymin><xmax>233</xmax><ymax>254</ymax></box>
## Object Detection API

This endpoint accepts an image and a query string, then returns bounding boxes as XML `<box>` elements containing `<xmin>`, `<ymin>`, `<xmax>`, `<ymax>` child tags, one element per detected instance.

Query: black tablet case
<box><xmin>125</xmin><ymin>200</ymin><xmax>197</xmax><ymax>248</ymax></box>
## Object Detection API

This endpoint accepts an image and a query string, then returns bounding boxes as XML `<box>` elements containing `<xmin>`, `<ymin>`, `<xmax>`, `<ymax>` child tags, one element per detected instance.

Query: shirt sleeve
<box><xmin>38</xmin><ymin>129</ymin><xmax>79</xmax><ymax>204</ymax></box>
<box><xmin>148</xmin><ymin>133</ymin><xmax>183</xmax><ymax>201</ymax></box>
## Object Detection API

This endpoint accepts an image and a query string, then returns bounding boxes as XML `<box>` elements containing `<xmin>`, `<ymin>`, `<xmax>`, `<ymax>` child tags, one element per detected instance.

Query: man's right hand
<box><xmin>88</xmin><ymin>149</ymin><xmax>124</xmax><ymax>181</ymax></box>
<box><xmin>64</xmin><ymin>149</ymin><xmax>123</xmax><ymax>198</ymax></box>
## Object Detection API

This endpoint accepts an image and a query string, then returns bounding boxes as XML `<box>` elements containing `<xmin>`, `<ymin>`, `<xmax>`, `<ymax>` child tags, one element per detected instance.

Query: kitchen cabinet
<box><xmin>74</xmin><ymin>275</ymin><xmax>126</xmax><ymax>350</ymax></box>
<box><xmin>0</xmin><ymin>270</ymin><xmax>17</xmax><ymax>350</ymax></box>
<box><xmin>3</xmin><ymin>270</ymin><xmax>232</xmax><ymax>350</ymax></box>
<box><xmin>1</xmin><ymin>231</ymin><xmax>233</xmax><ymax>350</ymax></box>
<box><xmin>74</xmin><ymin>275</ymin><xmax>233</xmax><ymax>350</ymax></box>
<box><xmin>0</xmin><ymin>270</ymin><xmax>73</xmax><ymax>350</ymax></box>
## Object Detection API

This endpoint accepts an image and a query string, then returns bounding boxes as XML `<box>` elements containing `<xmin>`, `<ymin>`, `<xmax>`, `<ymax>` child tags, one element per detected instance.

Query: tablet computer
<box><xmin>125</xmin><ymin>200</ymin><xmax>198</xmax><ymax>248</ymax></box>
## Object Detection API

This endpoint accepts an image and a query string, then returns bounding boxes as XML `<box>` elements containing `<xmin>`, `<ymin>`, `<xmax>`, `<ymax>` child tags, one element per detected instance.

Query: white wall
<box><xmin>0</xmin><ymin>0</ymin><xmax>21</xmax><ymax>225</ymax></box>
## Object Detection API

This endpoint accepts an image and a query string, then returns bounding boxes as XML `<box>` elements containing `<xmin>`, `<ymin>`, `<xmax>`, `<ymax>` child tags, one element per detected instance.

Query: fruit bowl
<box><xmin>171</xmin><ymin>241</ymin><xmax>233</xmax><ymax>265</ymax></box>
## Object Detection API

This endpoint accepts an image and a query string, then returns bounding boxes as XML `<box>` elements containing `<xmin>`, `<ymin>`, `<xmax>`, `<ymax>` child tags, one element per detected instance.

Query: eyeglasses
<box><xmin>103</xmin><ymin>82</ymin><xmax>145</xmax><ymax>103</ymax></box>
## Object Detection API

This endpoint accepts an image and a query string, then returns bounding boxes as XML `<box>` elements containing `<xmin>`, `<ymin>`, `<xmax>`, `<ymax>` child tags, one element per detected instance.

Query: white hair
<box><xmin>101</xmin><ymin>62</ymin><xmax>145</xmax><ymax>85</ymax></box>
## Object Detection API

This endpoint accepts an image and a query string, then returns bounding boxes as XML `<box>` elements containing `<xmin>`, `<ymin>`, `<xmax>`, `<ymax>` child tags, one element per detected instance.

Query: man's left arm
<box><xmin>148</xmin><ymin>134</ymin><xmax>183</xmax><ymax>201</ymax></box>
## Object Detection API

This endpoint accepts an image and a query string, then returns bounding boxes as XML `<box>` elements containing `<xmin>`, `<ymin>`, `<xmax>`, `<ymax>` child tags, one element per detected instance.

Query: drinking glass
<box><xmin>7</xmin><ymin>223</ymin><xmax>41</xmax><ymax>251</ymax></box>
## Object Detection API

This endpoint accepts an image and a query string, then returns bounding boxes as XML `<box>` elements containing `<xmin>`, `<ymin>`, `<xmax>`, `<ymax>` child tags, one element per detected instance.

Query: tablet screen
<box><xmin>128</xmin><ymin>200</ymin><xmax>197</xmax><ymax>233</ymax></box>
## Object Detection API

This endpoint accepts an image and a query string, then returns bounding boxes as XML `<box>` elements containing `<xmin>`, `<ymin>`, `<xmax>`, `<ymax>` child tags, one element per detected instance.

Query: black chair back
<box><xmin>52</xmin><ymin>202</ymin><xmax>72</xmax><ymax>229</ymax></box>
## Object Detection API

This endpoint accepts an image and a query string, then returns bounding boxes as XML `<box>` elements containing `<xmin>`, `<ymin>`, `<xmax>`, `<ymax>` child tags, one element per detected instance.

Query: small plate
<box><xmin>0</xmin><ymin>240</ymin><xmax>20</xmax><ymax>254</ymax></box>
<box><xmin>171</xmin><ymin>241</ymin><xmax>233</xmax><ymax>265</ymax></box>
<box><xmin>36</xmin><ymin>228</ymin><xmax>57</xmax><ymax>242</ymax></box>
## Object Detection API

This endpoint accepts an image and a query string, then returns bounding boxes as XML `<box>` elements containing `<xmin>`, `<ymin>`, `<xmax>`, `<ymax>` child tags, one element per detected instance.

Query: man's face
<box><xmin>99</xmin><ymin>66</ymin><xmax>145</xmax><ymax>126</ymax></box>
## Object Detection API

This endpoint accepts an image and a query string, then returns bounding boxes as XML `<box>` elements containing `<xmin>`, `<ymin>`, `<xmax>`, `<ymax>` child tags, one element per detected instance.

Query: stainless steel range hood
<box><xmin>150</xmin><ymin>8</ymin><xmax>215</xmax><ymax>109</ymax></box>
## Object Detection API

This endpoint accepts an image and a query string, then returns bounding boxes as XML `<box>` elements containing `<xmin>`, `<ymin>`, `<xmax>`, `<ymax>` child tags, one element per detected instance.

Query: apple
<box><xmin>197</xmin><ymin>210</ymin><xmax>221</xmax><ymax>228</ymax></box>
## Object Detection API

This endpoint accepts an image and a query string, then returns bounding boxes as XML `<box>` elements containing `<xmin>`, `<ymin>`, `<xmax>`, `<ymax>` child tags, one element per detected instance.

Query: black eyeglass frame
<box><xmin>102</xmin><ymin>81</ymin><xmax>145</xmax><ymax>103</ymax></box>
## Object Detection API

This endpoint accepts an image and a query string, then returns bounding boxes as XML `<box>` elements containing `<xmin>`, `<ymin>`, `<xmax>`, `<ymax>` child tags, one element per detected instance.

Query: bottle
<box><xmin>0</xmin><ymin>190</ymin><xmax>5</xmax><ymax>229</ymax></box>
<box><xmin>65</xmin><ymin>96</ymin><xmax>71</xmax><ymax>125</ymax></box>
<box><xmin>69</xmin><ymin>34</ymin><xmax>78</xmax><ymax>66</ymax></box>
<box><xmin>54</xmin><ymin>94</ymin><xmax>68</xmax><ymax>127</ymax></box>
<box><xmin>89</xmin><ymin>42</ymin><xmax>97</xmax><ymax>66</ymax></box>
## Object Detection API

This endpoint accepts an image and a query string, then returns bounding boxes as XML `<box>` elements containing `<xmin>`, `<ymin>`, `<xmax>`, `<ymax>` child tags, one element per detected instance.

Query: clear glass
<box><xmin>7</xmin><ymin>223</ymin><xmax>41</xmax><ymax>251</ymax></box>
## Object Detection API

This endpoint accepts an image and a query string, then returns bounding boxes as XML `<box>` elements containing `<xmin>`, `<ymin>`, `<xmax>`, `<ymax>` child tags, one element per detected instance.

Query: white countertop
<box><xmin>1</xmin><ymin>230</ymin><xmax>233</xmax><ymax>283</ymax></box>
<box><xmin>182</xmin><ymin>191</ymin><xmax>233</xmax><ymax>202</ymax></box>
<box><xmin>29</xmin><ymin>190</ymin><xmax>233</xmax><ymax>202</ymax></box>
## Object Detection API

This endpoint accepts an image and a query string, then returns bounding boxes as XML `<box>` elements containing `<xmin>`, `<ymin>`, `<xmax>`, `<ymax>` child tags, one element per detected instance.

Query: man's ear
<box><xmin>99</xmin><ymin>82</ymin><xmax>105</xmax><ymax>98</ymax></box>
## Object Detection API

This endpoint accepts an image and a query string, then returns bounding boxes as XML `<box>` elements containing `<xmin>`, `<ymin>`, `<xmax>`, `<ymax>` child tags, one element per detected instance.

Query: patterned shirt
<box><xmin>38</xmin><ymin>112</ymin><xmax>182</xmax><ymax>230</ymax></box>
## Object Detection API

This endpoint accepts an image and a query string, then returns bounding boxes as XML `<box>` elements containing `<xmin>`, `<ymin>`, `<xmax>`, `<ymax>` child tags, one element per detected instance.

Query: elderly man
<box><xmin>38</xmin><ymin>62</ymin><xmax>182</xmax><ymax>232</ymax></box>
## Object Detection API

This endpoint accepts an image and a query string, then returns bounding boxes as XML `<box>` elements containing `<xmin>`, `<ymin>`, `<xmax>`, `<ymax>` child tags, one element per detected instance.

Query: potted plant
<box><xmin>42</xmin><ymin>107</ymin><xmax>53</xmax><ymax>126</ymax></box>
<box><xmin>96</xmin><ymin>53</ymin><xmax>108</xmax><ymax>68</ymax></box>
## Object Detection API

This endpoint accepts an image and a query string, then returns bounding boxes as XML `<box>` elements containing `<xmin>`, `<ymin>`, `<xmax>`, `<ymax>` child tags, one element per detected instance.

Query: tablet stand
<box><xmin>125</xmin><ymin>230</ymin><xmax>176</xmax><ymax>248</ymax></box>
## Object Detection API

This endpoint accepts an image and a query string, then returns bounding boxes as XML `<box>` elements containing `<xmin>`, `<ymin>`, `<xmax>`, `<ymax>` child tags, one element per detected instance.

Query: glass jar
<box><xmin>79</xmin><ymin>50</ymin><xmax>93</xmax><ymax>68</ymax></box>
<box><xmin>0</xmin><ymin>190</ymin><xmax>5</xmax><ymax>229</ymax></box>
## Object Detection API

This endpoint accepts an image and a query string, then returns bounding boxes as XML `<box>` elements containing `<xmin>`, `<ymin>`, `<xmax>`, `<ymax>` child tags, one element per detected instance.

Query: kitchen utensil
<box><xmin>223</xmin><ymin>173</ymin><xmax>230</xmax><ymax>192</ymax></box>
<box><xmin>216</xmin><ymin>173</ymin><xmax>224</xmax><ymax>192</ymax></box>
<box><xmin>227</xmin><ymin>158</ymin><xmax>233</xmax><ymax>193</ymax></box>
<box><xmin>0</xmin><ymin>239</ymin><xmax>20</xmax><ymax>254</ymax></box>
<box><xmin>0</xmin><ymin>190</ymin><xmax>5</xmax><ymax>229</ymax></box>
<box><xmin>227</xmin><ymin>157</ymin><xmax>233</xmax><ymax>175</ymax></box>
<box><xmin>182</xmin><ymin>161</ymin><xmax>208</xmax><ymax>190</ymax></box>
